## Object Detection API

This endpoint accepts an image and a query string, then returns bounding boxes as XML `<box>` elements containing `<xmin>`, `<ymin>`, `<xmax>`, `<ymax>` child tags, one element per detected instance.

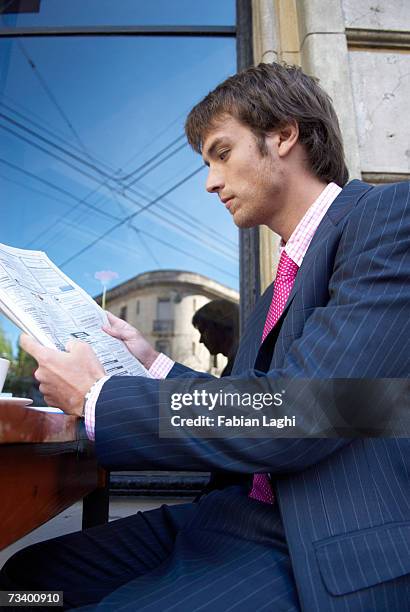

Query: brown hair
<box><xmin>185</xmin><ymin>62</ymin><xmax>349</xmax><ymax>186</ymax></box>
<box><xmin>192</xmin><ymin>299</ymin><xmax>239</xmax><ymax>334</ymax></box>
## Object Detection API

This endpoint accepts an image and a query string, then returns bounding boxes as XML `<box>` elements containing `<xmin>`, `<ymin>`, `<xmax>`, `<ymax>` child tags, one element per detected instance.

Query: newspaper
<box><xmin>0</xmin><ymin>242</ymin><xmax>151</xmax><ymax>378</ymax></box>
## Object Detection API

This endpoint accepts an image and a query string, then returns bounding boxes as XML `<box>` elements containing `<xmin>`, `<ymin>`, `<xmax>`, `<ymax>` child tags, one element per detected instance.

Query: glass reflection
<box><xmin>0</xmin><ymin>34</ymin><xmax>238</xmax><ymax>357</ymax></box>
<box><xmin>0</xmin><ymin>0</ymin><xmax>235</xmax><ymax>28</ymax></box>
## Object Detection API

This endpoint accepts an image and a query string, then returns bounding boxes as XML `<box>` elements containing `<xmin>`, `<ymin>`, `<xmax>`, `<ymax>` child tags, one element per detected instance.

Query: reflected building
<box><xmin>95</xmin><ymin>270</ymin><xmax>239</xmax><ymax>376</ymax></box>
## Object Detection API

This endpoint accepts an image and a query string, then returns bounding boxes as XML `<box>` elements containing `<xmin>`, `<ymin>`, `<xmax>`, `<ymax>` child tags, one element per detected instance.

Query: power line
<box><xmin>1</xmin><ymin>108</ymin><xmax>215</xmax><ymax>246</ymax></box>
<box><xmin>0</xmin><ymin>158</ymin><xmax>112</xmax><ymax>247</ymax></box>
<box><xmin>132</xmin><ymin>228</ymin><xmax>161</xmax><ymax>268</ymax></box>
<box><xmin>1</xmin><ymin>156</ymin><xmax>235</xmax><ymax>273</ymax></box>
<box><xmin>1</xmin><ymin>110</ymin><xmax>192</xmax><ymax>193</ymax></box>
<box><xmin>128</xmin><ymin>225</ymin><xmax>237</xmax><ymax>280</ymax></box>
<box><xmin>0</xmin><ymin>94</ymin><xmax>125</xmax><ymax>236</ymax></box>
<box><xmin>0</xmin><ymin>106</ymin><xmax>237</xmax><ymax>250</ymax></box>
<box><xmin>1</xmin><ymin>152</ymin><xmax>236</xmax><ymax>265</ymax></box>
<box><xmin>0</xmin><ymin>111</ymin><xmax>212</xmax><ymax>250</ymax></box>
<box><xmin>0</xmin><ymin>156</ymin><xmax>236</xmax><ymax>279</ymax></box>
<box><xmin>1</xmin><ymin>53</ymin><xmax>234</xmax><ymax>253</ymax></box>
<box><xmin>2</xmin><ymin>43</ymin><xmax>238</xmax><ymax>279</ymax></box>
<box><xmin>35</xmin><ymin>155</ymin><xmax>237</xmax><ymax>258</ymax></box>
<box><xmin>59</xmin><ymin>216</ymin><xmax>237</xmax><ymax>281</ymax></box>
<box><xmin>43</xmin><ymin>173</ymin><xmax>237</xmax><ymax>261</ymax></box>
<box><xmin>1</xmin><ymin>121</ymin><xmax>238</xmax><ymax>280</ymax></box>
<box><xmin>107</xmin><ymin>105</ymin><xmax>190</xmax><ymax>180</ymax></box>
<box><xmin>121</xmin><ymin>134</ymin><xmax>187</xmax><ymax>183</ymax></box>
<box><xmin>0</xmin><ymin>102</ymin><xmax>124</xmax><ymax>242</ymax></box>
<box><xmin>0</xmin><ymin>112</ymin><xmax>114</xmax><ymax>180</ymax></box>
<box><xmin>7</xmin><ymin>40</ymin><xmax>223</xmax><ymax>231</ymax></box>
<box><xmin>132</xmin><ymin>182</ymin><xmax>237</xmax><ymax>249</ymax></box>
<box><xmin>124</xmin><ymin>141</ymin><xmax>188</xmax><ymax>188</ymax></box>
<box><xmin>0</xmin><ymin>120</ymin><xmax>236</xmax><ymax>257</ymax></box>
<box><xmin>0</xmin><ymin>105</ymin><xmax>236</xmax><ymax>256</ymax></box>
<box><xmin>59</xmin><ymin>165</ymin><xmax>205</xmax><ymax>267</ymax></box>
<box><xmin>0</xmin><ymin>170</ymin><xmax>73</xmax><ymax>210</ymax></box>
<box><xmin>17</xmin><ymin>40</ymin><xmax>135</xmax><ymax>226</ymax></box>
<box><xmin>18</xmin><ymin>41</ymin><xmax>95</xmax><ymax>164</ymax></box>
<box><xmin>6</xmin><ymin>45</ymin><xmax>188</xmax><ymax>185</ymax></box>
<box><xmin>0</xmin><ymin>98</ymin><xmax>115</xmax><ymax>173</ymax></box>
<box><xmin>0</xmin><ymin>157</ymin><xmax>92</xmax><ymax>205</ymax></box>
<box><xmin>15</xmin><ymin>41</ymin><xmax>134</xmax><ymax>229</ymax></box>
<box><xmin>18</xmin><ymin>175</ymin><xmax>236</xmax><ymax>280</ymax></box>
<box><xmin>0</xmin><ymin>122</ymin><xmax>113</xmax><ymax>189</ymax></box>
<box><xmin>0</xmin><ymin>91</ymin><xmax>190</xmax><ymax>182</ymax></box>
<box><xmin>12</xmin><ymin>40</ymin><xmax>185</xmax><ymax>234</ymax></box>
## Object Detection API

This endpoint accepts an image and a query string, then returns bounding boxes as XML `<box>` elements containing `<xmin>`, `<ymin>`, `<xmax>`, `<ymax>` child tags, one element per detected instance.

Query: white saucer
<box><xmin>0</xmin><ymin>397</ymin><xmax>33</xmax><ymax>406</ymax></box>
<box><xmin>25</xmin><ymin>405</ymin><xmax>63</xmax><ymax>414</ymax></box>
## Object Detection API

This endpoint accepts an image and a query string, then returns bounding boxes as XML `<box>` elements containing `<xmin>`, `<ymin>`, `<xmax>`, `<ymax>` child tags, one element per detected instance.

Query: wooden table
<box><xmin>0</xmin><ymin>400</ymin><xmax>109</xmax><ymax>551</ymax></box>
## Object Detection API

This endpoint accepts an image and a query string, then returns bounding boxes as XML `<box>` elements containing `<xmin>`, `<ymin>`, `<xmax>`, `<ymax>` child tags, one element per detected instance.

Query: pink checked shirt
<box><xmin>84</xmin><ymin>182</ymin><xmax>342</xmax><ymax>440</ymax></box>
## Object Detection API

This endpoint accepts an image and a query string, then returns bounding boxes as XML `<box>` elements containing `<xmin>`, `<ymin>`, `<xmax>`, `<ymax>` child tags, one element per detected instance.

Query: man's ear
<box><xmin>277</xmin><ymin>121</ymin><xmax>299</xmax><ymax>158</ymax></box>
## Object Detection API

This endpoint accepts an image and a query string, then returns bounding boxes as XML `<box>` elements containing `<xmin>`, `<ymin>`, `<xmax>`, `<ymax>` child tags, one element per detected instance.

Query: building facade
<box><xmin>97</xmin><ymin>270</ymin><xmax>239</xmax><ymax>375</ymax></box>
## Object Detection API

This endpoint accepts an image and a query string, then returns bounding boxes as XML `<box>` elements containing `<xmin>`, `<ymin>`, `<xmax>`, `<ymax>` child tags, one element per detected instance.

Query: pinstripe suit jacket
<box><xmin>96</xmin><ymin>180</ymin><xmax>410</xmax><ymax>611</ymax></box>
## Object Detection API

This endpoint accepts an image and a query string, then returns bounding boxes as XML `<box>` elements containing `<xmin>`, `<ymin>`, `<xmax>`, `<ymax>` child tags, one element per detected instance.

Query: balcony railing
<box><xmin>153</xmin><ymin>319</ymin><xmax>174</xmax><ymax>333</ymax></box>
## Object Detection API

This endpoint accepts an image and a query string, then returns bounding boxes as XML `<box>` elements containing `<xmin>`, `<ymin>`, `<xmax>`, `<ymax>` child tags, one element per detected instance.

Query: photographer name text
<box><xmin>170</xmin><ymin>415</ymin><xmax>296</xmax><ymax>429</ymax></box>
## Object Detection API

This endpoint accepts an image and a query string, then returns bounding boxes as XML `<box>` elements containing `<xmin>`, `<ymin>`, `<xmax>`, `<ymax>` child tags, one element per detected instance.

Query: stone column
<box><xmin>252</xmin><ymin>0</ymin><xmax>281</xmax><ymax>292</ymax></box>
<box><xmin>297</xmin><ymin>0</ymin><xmax>362</xmax><ymax>179</ymax></box>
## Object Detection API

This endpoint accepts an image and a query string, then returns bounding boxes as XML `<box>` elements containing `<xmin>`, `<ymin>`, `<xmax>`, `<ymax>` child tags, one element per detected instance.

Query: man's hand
<box><xmin>20</xmin><ymin>334</ymin><xmax>106</xmax><ymax>417</ymax></box>
<box><xmin>102</xmin><ymin>312</ymin><xmax>159</xmax><ymax>369</ymax></box>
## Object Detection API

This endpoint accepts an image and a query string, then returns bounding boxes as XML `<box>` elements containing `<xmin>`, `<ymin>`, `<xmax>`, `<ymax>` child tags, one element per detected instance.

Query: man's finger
<box><xmin>65</xmin><ymin>339</ymin><xmax>88</xmax><ymax>353</ymax></box>
<box><xmin>106</xmin><ymin>311</ymin><xmax>119</xmax><ymax>324</ymax></box>
<box><xmin>65</xmin><ymin>339</ymin><xmax>77</xmax><ymax>352</ymax></box>
<box><xmin>65</xmin><ymin>340</ymin><xmax>97</xmax><ymax>364</ymax></box>
<box><xmin>102</xmin><ymin>326</ymin><xmax>116</xmax><ymax>338</ymax></box>
<box><xmin>20</xmin><ymin>333</ymin><xmax>43</xmax><ymax>361</ymax></box>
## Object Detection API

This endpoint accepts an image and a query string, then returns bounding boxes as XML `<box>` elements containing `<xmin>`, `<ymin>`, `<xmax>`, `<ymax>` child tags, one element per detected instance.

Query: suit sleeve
<box><xmin>281</xmin><ymin>182</ymin><xmax>410</xmax><ymax>380</ymax></box>
<box><xmin>166</xmin><ymin>361</ymin><xmax>214</xmax><ymax>379</ymax></box>
<box><xmin>95</xmin><ymin>182</ymin><xmax>410</xmax><ymax>474</ymax></box>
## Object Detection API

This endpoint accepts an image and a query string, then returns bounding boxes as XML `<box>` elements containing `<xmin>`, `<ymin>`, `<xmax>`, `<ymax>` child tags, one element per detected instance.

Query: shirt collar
<box><xmin>281</xmin><ymin>182</ymin><xmax>342</xmax><ymax>267</ymax></box>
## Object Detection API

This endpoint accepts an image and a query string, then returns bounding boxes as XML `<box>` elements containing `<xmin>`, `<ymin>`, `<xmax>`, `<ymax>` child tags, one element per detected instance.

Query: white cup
<box><xmin>0</xmin><ymin>358</ymin><xmax>10</xmax><ymax>393</ymax></box>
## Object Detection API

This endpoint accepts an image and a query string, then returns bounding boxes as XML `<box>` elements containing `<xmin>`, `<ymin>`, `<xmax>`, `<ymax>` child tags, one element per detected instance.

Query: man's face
<box><xmin>196</xmin><ymin>321</ymin><xmax>220</xmax><ymax>355</ymax></box>
<box><xmin>202</xmin><ymin>115</ymin><xmax>283</xmax><ymax>229</ymax></box>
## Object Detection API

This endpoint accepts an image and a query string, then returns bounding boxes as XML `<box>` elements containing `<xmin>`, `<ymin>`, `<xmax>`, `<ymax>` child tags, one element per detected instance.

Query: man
<box><xmin>1</xmin><ymin>63</ymin><xmax>409</xmax><ymax>611</ymax></box>
<box><xmin>192</xmin><ymin>299</ymin><xmax>239</xmax><ymax>375</ymax></box>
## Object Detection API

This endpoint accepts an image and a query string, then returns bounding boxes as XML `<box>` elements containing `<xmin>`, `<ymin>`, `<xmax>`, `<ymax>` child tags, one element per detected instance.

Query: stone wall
<box><xmin>251</xmin><ymin>0</ymin><xmax>409</xmax><ymax>289</ymax></box>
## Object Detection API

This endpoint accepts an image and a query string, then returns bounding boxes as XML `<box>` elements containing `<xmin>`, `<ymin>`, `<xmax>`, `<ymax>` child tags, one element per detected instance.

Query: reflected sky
<box><xmin>0</xmin><ymin>3</ymin><xmax>237</xmax><ymax>350</ymax></box>
<box><xmin>0</xmin><ymin>0</ymin><xmax>235</xmax><ymax>27</ymax></box>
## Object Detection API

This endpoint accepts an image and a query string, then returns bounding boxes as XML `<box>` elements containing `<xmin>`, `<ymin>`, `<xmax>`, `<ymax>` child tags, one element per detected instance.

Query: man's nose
<box><xmin>206</xmin><ymin>167</ymin><xmax>224</xmax><ymax>194</ymax></box>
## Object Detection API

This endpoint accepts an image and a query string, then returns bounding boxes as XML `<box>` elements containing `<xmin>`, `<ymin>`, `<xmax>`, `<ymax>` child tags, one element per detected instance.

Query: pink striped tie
<box><xmin>249</xmin><ymin>250</ymin><xmax>299</xmax><ymax>504</ymax></box>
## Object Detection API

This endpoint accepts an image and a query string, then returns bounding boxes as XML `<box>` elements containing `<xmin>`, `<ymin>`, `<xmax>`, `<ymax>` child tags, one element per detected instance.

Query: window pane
<box><xmin>157</xmin><ymin>298</ymin><xmax>171</xmax><ymax>320</ymax></box>
<box><xmin>0</xmin><ymin>35</ymin><xmax>238</xmax><ymax>359</ymax></box>
<box><xmin>0</xmin><ymin>0</ymin><xmax>236</xmax><ymax>28</ymax></box>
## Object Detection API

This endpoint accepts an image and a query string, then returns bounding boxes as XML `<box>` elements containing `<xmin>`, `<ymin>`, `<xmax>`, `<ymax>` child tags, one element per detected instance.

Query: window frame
<box><xmin>0</xmin><ymin>0</ymin><xmax>257</xmax><ymax>333</ymax></box>
<box><xmin>0</xmin><ymin>0</ymin><xmax>257</xmax><ymax>499</ymax></box>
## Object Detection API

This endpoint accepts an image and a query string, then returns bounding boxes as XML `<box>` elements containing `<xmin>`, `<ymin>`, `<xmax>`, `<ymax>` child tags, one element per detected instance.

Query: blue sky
<box><xmin>0</xmin><ymin>2</ymin><xmax>237</xmax><ymax>352</ymax></box>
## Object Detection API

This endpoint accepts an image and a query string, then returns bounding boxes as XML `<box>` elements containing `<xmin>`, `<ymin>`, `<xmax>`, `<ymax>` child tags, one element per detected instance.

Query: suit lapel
<box><xmin>287</xmin><ymin>180</ymin><xmax>372</xmax><ymax>307</ymax></box>
<box><xmin>253</xmin><ymin>180</ymin><xmax>373</xmax><ymax>370</ymax></box>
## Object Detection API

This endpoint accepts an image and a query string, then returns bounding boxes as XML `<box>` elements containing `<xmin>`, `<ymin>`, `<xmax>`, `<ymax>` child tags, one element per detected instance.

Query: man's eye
<box><xmin>219</xmin><ymin>150</ymin><xmax>229</xmax><ymax>160</ymax></box>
